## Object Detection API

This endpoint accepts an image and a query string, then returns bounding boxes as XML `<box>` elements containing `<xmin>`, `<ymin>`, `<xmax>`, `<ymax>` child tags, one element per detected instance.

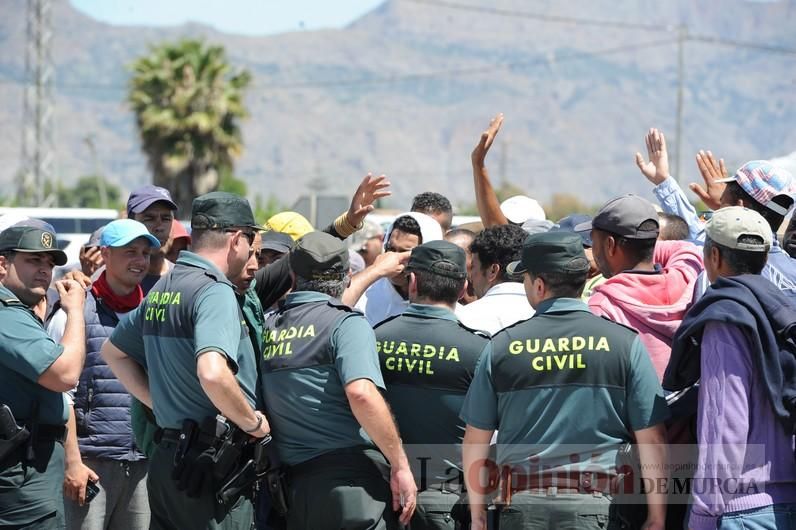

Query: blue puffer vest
<box><xmin>72</xmin><ymin>292</ymin><xmax>144</xmax><ymax>461</ymax></box>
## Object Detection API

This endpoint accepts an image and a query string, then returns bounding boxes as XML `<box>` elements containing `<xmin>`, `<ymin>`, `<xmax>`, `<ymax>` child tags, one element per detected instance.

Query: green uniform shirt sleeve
<box><xmin>0</xmin><ymin>308</ymin><xmax>64</xmax><ymax>382</ymax></box>
<box><xmin>110</xmin><ymin>306</ymin><xmax>147</xmax><ymax>368</ymax></box>
<box><xmin>459</xmin><ymin>343</ymin><xmax>498</xmax><ymax>430</ymax></box>
<box><xmin>626</xmin><ymin>336</ymin><xmax>670</xmax><ymax>431</ymax></box>
<box><xmin>194</xmin><ymin>282</ymin><xmax>244</xmax><ymax>370</ymax></box>
<box><xmin>332</xmin><ymin>314</ymin><xmax>385</xmax><ymax>389</ymax></box>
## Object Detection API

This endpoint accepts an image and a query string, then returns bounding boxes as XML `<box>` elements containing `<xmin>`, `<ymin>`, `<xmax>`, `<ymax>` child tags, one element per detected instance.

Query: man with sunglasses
<box><xmin>102</xmin><ymin>192</ymin><xmax>270</xmax><ymax>530</ymax></box>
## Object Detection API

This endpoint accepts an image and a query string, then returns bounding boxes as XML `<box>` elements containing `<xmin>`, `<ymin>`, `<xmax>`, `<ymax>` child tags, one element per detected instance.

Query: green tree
<box><xmin>43</xmin><ymin>175</ymin><xmax>123</xmax><ymax>210</ymax></box>
<box><xmin>128</xmin><ymin>39</ymin><xmax>252</xmax><ymax>212</ymax></box>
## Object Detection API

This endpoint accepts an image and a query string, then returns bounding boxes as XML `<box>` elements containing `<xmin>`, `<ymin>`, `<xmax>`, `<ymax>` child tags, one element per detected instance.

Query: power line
<box><xmin>404</xmin><ymin>0</ymin><xmax>796</xmax><ymax>55</ymax></box>
<box><xmin>403</xmin><ymin>0</ymin><xmax>670</xmax><ymax>32</ymax></box>
<box><xmin>687</xmin><ymin>34</ymin><xmax>796</xmax><ymax>56</ymax></box>
<box><xmin>0</xmin><ymin>38</ymin><xmax>676</xmax><ymax>94</ymax></box>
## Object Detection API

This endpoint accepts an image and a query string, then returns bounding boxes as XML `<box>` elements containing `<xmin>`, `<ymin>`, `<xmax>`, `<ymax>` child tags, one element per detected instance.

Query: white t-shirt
<box><xmin>455</xmin><ymin>281</ymin><xmax>534</xmax><ymax>335</ymax></box>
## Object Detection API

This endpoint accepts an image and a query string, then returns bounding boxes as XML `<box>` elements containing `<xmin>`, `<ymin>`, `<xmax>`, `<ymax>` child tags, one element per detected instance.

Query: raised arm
<box><xmin>472</xmin><ymin>114</ymin><xmax>510</xmax><ymax>228</ymax></box>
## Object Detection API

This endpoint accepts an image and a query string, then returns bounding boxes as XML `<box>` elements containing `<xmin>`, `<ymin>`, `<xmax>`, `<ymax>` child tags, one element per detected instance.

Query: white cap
<box><xmin>500</xmin><ymin>195</ymin><xmax>546</xmax><ymax>224</ymax></box>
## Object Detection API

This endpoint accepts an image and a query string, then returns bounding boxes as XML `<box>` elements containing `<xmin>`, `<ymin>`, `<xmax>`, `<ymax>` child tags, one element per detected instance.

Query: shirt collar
<box><xmin>534</xmin><ymin>297</ymin><xmax>591</xmax><ymax>316</ymax></box>
<box><xmin>483</xmin><ymin>281</ymin><xmax>526</xmax><ymax>297</ymax></box>
<box><xmin>176</xmin><ymin>251</ymin><xmax>233</xmax><ymax>287</ymax></box>
<box><xmin>618</xmin><ymin>263</ymin><xmax>663</xmax><ymax>275</ymax></box>
<box><xmin>404</xmin><ymin>303</ymin><xmax>458</xmax><ymax>322</ymax></box>
<box><xmin>284</xmin><ymin>291</ymin><xmax>333</xmax><ymax>307</ymax></box>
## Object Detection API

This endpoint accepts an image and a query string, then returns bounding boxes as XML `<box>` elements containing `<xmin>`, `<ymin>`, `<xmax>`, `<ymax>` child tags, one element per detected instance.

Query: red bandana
<box><xmin>90</xmin><ymin>271</ymin><xmax>143</xmax><ymax>313</ymax></box>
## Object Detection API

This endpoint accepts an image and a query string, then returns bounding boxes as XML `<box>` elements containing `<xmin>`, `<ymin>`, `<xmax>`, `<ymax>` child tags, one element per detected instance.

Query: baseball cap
<box><xmin>0</xmin><ymin>225</ymin><xmax>67</xmax><ymax>266</ymax></box>
<box><xmin>100</xmin><ymin>219</ymin><xmax>161</xmax><ymax>248</ymax></box>
<box><xmin>170</xmin><ymin>220</ymin><xmax>191</xmax><ymax>243</ymax></box>
<box><xmin>521</xmin><ymin>218</ymin><xmax>555</xmax><ymax>236</ymax></box>
<box><xmin>507</xmin><ymin>232</ymin><xmax>589</xmax><ymax>276</ymax></box>
<box><xmin>575</xmin><ymin>194</ymin><xmax>659</xmax><ymax>240</ymax></box>
<box><xmin>265</xmin><ymin>212</ymin><xmax>314</xmax><ymax>241</ymax></box>
<box><xmin>290</xmin><ymin>231</ymin><xmax>349</xmax><ymax>280</ymax></box>
<box><xmin>500</xmin><ymin>195</ymin><xmax>546</xmax><ymax>224</ymax></box>
<box><xmin>126</xmin><ymin>185</ymin><xmax>177</xmax><ymax>217</ymax></box>
<box><xmin>261</xmin><ymin>231</ymin><xmax>294</xmax><ymax>254</ymax></box>
<box><xmin>348</xmin><ymin>220</ymin><xmax>384</xmax><ymax>251</ymax></box>
<box><xmin>85</xmin><ymin>226</ymin><xmax>105</xmax><ymax>248</ymax></box>
<box><xmin>717</xmin><ymin>160</ymin><xmax>796</xmax><ymax>216</ymax></box>
<box><xmin>191</xmin><ymin>192</ymin><xmax>263</xmax><ymax>231</ymax></box>
<box><xmin>705</xmin><ymin>206</ymin><xmax>772</xmax><ymax>252</ymax></box>
<box><xmin>552</xmin><ymin>214</ymin><xmax>593</xmax><ymax>247</ymax></box>
<box><xmin>406</xmin><ymin>240</ymin><xmax>467</xmax><ymax>279</ymax></box>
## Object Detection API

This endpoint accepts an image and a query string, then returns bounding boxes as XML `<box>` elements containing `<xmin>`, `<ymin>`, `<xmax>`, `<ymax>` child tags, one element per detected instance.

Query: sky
<box><xmin>70</xmin><ymin>0</ymin><xmax>386</xmax><ymax>36</ymax></box>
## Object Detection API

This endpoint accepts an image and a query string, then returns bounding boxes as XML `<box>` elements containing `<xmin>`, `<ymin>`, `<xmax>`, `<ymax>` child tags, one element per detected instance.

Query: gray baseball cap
<box><xmin>575</xmin><ymin>194</ymin><xmax>659</xmax><ymax>240</ymax></box>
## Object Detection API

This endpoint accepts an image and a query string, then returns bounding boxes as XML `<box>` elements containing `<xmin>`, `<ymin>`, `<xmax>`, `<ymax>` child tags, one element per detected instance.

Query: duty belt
<box><xmin>500</xmin><ymin>471</ymin><xmax>617</xmax><ymax>505</ymax></box>
<box><xmin>157</xmin><ymin>427</ymin><xmax>217</xmax><ymax>447</ymax></box>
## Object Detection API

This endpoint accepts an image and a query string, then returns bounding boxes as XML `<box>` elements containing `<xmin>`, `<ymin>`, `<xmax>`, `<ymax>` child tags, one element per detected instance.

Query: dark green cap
<box><xmin>507</xmin><ymin>232</ymin><xmax>589</xmax><ymax>276</ymax></box>
<box><xmin>290</xmin><ymin>231</ymin><xmax>349</xmax><ymax>280</ymax></box>
<box><xmin>0</xmin><ymin>226</ymin><xmax>67</xmax><ymax>266</ymax></box>
<box><xmin>190</xmin><ymin>191</ymin><xmax>263</xmax><ymax>231</ymax></box>
<box><xmin>407</xmin><ymin>240</ymin><xmax>467</xmax><ymax>279</ymax></box>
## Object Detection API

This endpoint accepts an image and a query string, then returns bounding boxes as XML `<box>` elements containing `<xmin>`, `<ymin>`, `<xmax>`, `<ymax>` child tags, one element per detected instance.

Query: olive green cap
<box><xmin>191</xmin><ymin>191</ymin><xmax>263</xmax><ymax>231</ymax></box>
<box><xmin>290</xmin><ymin>231</ymin><xmax>349</xmax><ymax>280</ymax></box>
<box><xmin>0</xmin><ymin>225</ymin><xmax>67</xmax><ymax>266</ymax></box>
<box><xmin>507</xmin><ymin>231</ymin><xmax>589</xmax><ymax>276</ymax></box>
<box><xmin>406</xmin><ymin>240</ymin><xmax>467</xmax><ymax>279</ymax></box>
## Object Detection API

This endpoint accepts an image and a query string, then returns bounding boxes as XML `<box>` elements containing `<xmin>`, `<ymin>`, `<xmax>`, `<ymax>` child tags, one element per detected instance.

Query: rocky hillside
<box><xmin>1</xmin><ymin>0</ymin><xmax>794</xmax><ymax>209</ymax></box>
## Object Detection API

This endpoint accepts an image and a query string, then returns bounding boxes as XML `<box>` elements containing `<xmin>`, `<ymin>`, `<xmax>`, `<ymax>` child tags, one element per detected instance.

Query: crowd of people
<box><xmin>1</xmin><ymin>116</ymin><xmax>796</xmax><ymax>530</ymax></box>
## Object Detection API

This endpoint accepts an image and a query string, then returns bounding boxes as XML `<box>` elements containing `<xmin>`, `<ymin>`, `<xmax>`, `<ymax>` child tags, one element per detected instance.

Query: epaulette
<box><xmin>456</xmin><ymin>320</ymin><xmax>491</xmax><ymax>339</ymax></box>
<box><xmin>598</xmin><ymin>315</ymin><xmax>640</xmax><ymax>335</ymax></box>
<box><xmin>372</xmin><ymin>312</ymin><xmax>402</xmax><ymax>329</ymax></box>
<box><xmin>327</xmin><ymin>299</ymin><xmax>364</xmax><ymax>316</ymax></box>
<box><xmin>0</xmin><ymin>296</ymin><xmax>23</xmax><ymax>307</ymax></box>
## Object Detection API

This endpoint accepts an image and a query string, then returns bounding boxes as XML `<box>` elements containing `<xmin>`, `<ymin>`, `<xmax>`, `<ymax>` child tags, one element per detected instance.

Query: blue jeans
<box><xmin>718</xmin><ymin>503</ymin><xmax>796</xmax><ymax>530</ymax></box>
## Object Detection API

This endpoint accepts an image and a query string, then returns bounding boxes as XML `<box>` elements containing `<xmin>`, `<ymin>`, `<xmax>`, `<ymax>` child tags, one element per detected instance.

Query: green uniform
<box><xmin>260</xmin><ymin>291</ymin><xmax>397</xmax><ymax>530</ymax></box>
<box><xmin>461</xmin><ymin>298</ymin><xmax>669</xmax><ymax>529</ymax></box>
<box><xmin>110</xmin><ymin>251</ymin><xmax>257</xmax><ymax>530</ymax></box>
<box><xmin>375</xmin><ymin>303</ymin><xmax>489</xmax><ymax>530</ymax></box>
<box><xmin>0</xmin><ymin>284</ymin><xmax>68</xmax><ymax>528</ymax></box>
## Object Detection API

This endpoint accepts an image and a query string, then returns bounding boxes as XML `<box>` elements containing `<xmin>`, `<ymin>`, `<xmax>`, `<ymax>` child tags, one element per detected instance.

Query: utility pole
<box><xmin>19</xmin><ymin>0</ymin><xmax>55</xmax><ymax>206</ymax></box>
<box><xmin>674</xmin><ymin>25</ymin><xmax>687</xmax><ymax>182</ymax></box>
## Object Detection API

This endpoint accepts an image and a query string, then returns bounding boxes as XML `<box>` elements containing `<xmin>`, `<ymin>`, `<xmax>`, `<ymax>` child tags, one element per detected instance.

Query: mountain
<box><xmin>1</xmin><ymin>0</ymin><xmax>795</xmax><ymax>211</ymax></box>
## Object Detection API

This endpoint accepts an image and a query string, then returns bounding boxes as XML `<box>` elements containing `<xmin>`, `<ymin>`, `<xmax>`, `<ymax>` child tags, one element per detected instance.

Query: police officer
<box><xmin>260</xmin><ymin>231</ymin><xmax>417</xmax><ymax>530</ymax></box>
<box><xmin>461</xmin><ymin>232</ymin><xmax>670</xmax><ymax>530</ymax></box>
<box><xmin>374</xmin><ymin>240</ymin><xmax>489</xmax><ymax>529</ymax></box>
<box><xmin>0</xmin><ymin>224</ymin><xmax>87</xmax><ymax>528</ymax></box>
<box><xmin>102</xmin><ymin>192</ymin><xmax>270</xmax><ymax>530</ymax></box>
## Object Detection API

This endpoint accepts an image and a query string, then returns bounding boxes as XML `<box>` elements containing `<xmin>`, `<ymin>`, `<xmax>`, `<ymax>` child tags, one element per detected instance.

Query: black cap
<box><xmin>190</xmin><ymin>192</ymin><xmax>263</xmax><ymax>231</ymax></box>
<box><xmin>507</xmin><ymin>232</ymin><xmax>589</xmax><ymax>276</ymax></box>
<box><xmin>0</xmin><ymin>225</ymin><xmax>68</xmax><ymax>266</ymax></box>
<box><xmin>407</xmin><ymin>240</ymin><xmax>467</xmax><ymax>279</ymax></box>
<box><xmin>552</xmin><ymin>213</ymin><xmax>593</xmax><ymax>247</ymax></box>
<box><xmin>261</xmin><ymin>231</ymin><xmax>295</xmax><ymax>254</ymax></box>
<box><xmin>290</xmin><ymin>231</ymin><xmax>349</xmax><ymax>280</ymax></box>
<box><xmin>574</xmin><ymin>194</ymin><xmax>659</xmax><ymax>240</ymax></box>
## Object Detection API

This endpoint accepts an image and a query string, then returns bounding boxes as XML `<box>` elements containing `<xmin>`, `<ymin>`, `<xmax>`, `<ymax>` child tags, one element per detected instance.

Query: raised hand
<box><xmin>346</xmin><ymin>173</ymin><xmax>392</xmax><ymax>228</ymax></box>
<box><xmin>635</xmin><ymin>128</ymin><xmax>670</xmax><ymax>185</ymax></box>
<box><xmin>472</xmin><ymin>113</ymin><xmax>504</xmax><ymax>168</ymax></box>
<box><xmin>690</xmin><ymin>150</ymin><xmax>728</xmax><ymax>210</ymax></box>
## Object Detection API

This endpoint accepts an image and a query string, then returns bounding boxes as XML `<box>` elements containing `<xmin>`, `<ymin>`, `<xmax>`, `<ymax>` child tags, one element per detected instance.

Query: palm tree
<box><xmin>128</xmin><ymin>39</ymin><xmax>251</xmax><ymax>212</ymax></box>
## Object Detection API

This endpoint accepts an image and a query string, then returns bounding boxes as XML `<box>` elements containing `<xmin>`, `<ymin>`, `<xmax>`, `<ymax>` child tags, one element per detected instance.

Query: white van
<box><xmin>0</xmin><ymin>207</ymin><xmax>119</xmax><ymax>271</ymax></box>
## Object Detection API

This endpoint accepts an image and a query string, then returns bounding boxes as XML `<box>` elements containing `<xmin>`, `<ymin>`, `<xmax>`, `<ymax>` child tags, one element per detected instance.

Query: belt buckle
<box><xmin>580</xmin><ymin>472</ymin><xmax>593</xmax><ymax>493</ymax></box>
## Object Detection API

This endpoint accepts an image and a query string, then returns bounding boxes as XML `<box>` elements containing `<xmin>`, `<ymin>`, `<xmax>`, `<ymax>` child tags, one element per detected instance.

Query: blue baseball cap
<box><xmin>100</xmin><ymin>219</ymin><xmax>161</xmax><ymax>248</ymax></box>
<box><xmin>126</xmin><ymin>185</ymin><xmax>177</xmax><ymax>217</ymax></box>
